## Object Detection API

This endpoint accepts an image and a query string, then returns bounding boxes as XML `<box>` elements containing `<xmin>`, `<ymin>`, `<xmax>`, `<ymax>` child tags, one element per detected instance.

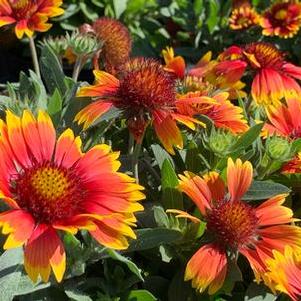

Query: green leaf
<box><xmin>40</xmin><ymin>45</ymin><xmax>67</xmax><ymax>96</ymax></box>
<box><xmin>106</xmin><ymin>249</ymin><xmax>144</xmax><ymax>281</ymax></box>
<box><xmin>242</xmin><ymin>180</ymin><xmax>290</xmax><ymax>201</ymax></box>
<box><xmin>113</xmin><ymin>0</ymin><xmax>128</xmax><ymax>18</ymax></box>
<box><xmin>151</xmin><ymin>144</ymin><xmax>174</xmax><ymax>169</ymax></box>
<box><xmin>127</xmin><ymin>228</ymin><xmax>182</xmax><ymax>252</ymax></box>
<box><xmin>206</xmin><ymin>0</ymin><xmax>220</xmax><ymax>33</ymax></box>
<box><xmin>292</xmin><ymin>138</ymin><xmax>301</xmax><ymax>153</ymax></box>
<box><xmin>153</xmin><ymin>206</ymin><xmax>170</xmax><ymax>228</ymax></box>
<box><xmin>124</xmin><ymin>290</ymin><xmax>157</xmax><ymax>301</ymax></box>
<box><xmin>65</xmin><ymin>289</ymin><xmax>93</xmax><ymax>301</ymax></box>
<box><xmin>230</xmin><ymin>123</ymin><xmax>264</xmax><ymax>153</ymax></box>
<box><xmin>161</xmin><ymin>159</ymin><xmax>183</xmax><ymax>210</ymax></box>
<box><xmin>47</xmin><ymin>89</ymin><xmax>62</xmax><ymax>126</ymax></box>
<box><xmin>0</xmin><ymin>248</ymin><xmax>49</xmax><ymax>301</ymax></box>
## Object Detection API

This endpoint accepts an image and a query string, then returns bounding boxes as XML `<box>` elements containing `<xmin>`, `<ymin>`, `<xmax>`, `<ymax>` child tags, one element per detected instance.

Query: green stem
<box><xmin>29</xmin><ymin>36</ymin><xmax>41</xmax><ymax>79</ymax></box>
<box><xmin>72</xmin><ymin>56</ymin><xmax>84</xmax><ymax>82</ymax></box>
<box><xmin>132</xmin><ymin>141</ymin><xmax>142</xmax><ymax>184</ymax></box>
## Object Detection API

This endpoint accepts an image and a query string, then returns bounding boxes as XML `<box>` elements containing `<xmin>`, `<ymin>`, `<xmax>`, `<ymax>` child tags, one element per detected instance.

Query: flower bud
<box><xmin>207</xmin><ymin>129</ymin><xmax>237</xmax><ymax>156</ymax></box>
<box><xmin>266</xmin><ymin>136</ymin><xmax>292</xmax><ymax>161</ymax></box>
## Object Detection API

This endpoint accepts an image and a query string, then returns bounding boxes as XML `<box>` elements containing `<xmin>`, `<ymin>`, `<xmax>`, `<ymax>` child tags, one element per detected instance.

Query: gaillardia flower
<box><xmin>0</xmin><ymin>110</ymin><xmax>144</xmax><ymax>282</ymax></box>
<box><xmin>263</xmin><ymin>97</ymin><xmax>301</xmax><ymax>173</ymax></box>
<box><xmin>0</xmin><ymin>0</ymin><xmax>64</xmax><ymax>39</ymax></box>
<box><xmin>260</xmin><ymin>1</ymin><xmax>301</xmax><ymax>38</ymax></box>
<box><xmin>177</xmin><ymin>91</ymin><xmax>249</xmax><ymax>134</ymax></box>
<box><xmin>221</xmin><ymin>42</ymin><xmax>301</xmax><ymax>107</ymax></box>
<box><xmin>76</xmin><ymin>58</ymin><xmax>207</xmax><ymax>154</ymax></box>
<box><xmin>172</xmin><ymin>158</ymin><xmax>301</xmax><ymax>294</ymax></box>
<box><xmin>229</xmin><ymin>4</ymin><xmax>259</xmax><ymax>30</ymax></box>
<box><xmin>92</xmin><ymin>17</ymin><xmax>132</xmax><ymax>74</ymax></box>
<box><xmin>266</xmin><ymin>246</ymin><xmax>301</xmax><ymax>301</ymax></box>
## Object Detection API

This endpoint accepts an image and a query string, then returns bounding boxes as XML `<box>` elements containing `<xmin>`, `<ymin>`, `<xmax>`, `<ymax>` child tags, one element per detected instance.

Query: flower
<box><xmin>162</xmin><ymin>46</ymin><xmax>186</xmax><ymax>79</ymax></box>
<box><xmin>0</xmin><ymin>110</ymin><xmax>144</xmax><ymax>282</ymax></box>
<box><xmin>220</xmin><ymin>42</ymin><xmax>301</xmax><ymax>107</ymax></box>
<box><xmin>172</xmin><ymin>158</ymin><xmax>301</xmax><ymax>294</ymax></box>
<box><xmin>265</xmin><ymin>246</ymin><xmax>301</xmax><ymax>301</ymax></box>
<box><xmin>229</xmin><ymin>4</ymin><xmax>259</xmax><ymax>30</ymax></box>
<box><xmin>263</xmin><ymin>97</ymin><xmax>301</xmax><ymax>139</ymax></box>
<box><xmin>76</xmin><ymin>58</ymin><xmax>207</xmax><ymax>154</ymax></box>
<box><xmin>263</xmin><ymin>97</ymin><xmax>301</xmax><ymax>173</ymax></box>
<box><xmin>260</xmin><ymin>1</ymin><xmax>301</xmax><ymax>38</ymax></box>
<box><xmin>0</xmin><ymin>0</ymin><xmax>64</xmax><ymax>39</ymax></box>
<box><xmin>92</xmin><ymin>17</ymin><xmax>132</xmax><ymax>74</ymax></box>
<box><xmin>177</xmin><ymin>91</ymin><xmax>249</xmax><ymax>134</ymax></box>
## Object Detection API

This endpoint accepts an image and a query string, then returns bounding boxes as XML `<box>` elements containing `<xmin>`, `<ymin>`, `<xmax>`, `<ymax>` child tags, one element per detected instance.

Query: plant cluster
<box><xmin>0</xmin><ymin>1</ymin><xmax>301</xmax><ymax>301</ymax></box>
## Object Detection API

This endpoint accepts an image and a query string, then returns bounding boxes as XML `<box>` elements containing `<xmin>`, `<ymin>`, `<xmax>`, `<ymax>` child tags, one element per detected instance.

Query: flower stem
<box><xmin>29</xmin><ymin>36</ymin><xmax>41</xmax><ymax>79</ymax></box>
<box><xmin>132</xmin><ymin>141</ymin><xmax>142</xmax><ymax>184</ymax></box>
<box><xmin>72</xmin><ymin>56</ymin><xmax>84</xmax><ymax>82</ymax></box>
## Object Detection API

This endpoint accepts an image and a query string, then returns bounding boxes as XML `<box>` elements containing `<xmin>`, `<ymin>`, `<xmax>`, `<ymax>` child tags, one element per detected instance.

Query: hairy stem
<box><xmin>29</xmin><ymin>37</ymin><xmax>41</xmax><ymax>79</ymax></box>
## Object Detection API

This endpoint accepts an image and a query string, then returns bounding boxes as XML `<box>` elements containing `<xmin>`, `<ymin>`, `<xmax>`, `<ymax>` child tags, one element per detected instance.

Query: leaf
<box><xmin>153</xmin><ymin>206</ymin><xmax>170</xmax><ymax>228</ymax></box>
<box><xmin>206</xmin><ymin>0</ymin><xmax>220</xmax><ymax>33</ymax></box>
<box><xmin>242</xmin><ymin>180</ymin><xmax>290</xmax><ymax>201</ymax></box>
<box><xmin>65</xmin><ymin>289</ymin><xmax>93</xmax><ymax>301</ymax></box>
<box><xmin>47</xmin><ymin>89</ymin><xmax>62</xmax><ymax>126</ymax></box>
<box><xmin>113</xmin><ymin>0</ymin><xmax>128</xmax><ymax>18</ymax></box>
<box><xmin>124</xmin><ymin>289</ymin><xmax>157</xmax><ymax>301</ymax></box>
<box><xmin>127</xmin><ymin>228</ymin><xmax>182</xmax><ymax>252</ymax></box>
<box><xmin>106</xmin><ymin>249</ymin><xmax>144</xmax><ymax>281</ymax></box>
<box><xmin>244</xmin><ymin>283</ymin><xmax>277</xmax><ymax>301</ymax></box>
<box><xmin>230</xmin><ymin>123</ymin><xmax>264</xmax><ymax>153</ymax></box>
<box><xmin>271</xmin><ymin>173</ymin><xmax>301</xmax><ymax>188</ymax></box>
<box><xmin>161</xmin><ymin>159</ymin><xmax>183</xmax><ymax>210</ymax></box>
<box><xmin>151</xmin><ymin>144</ymin><xmax>174</xmax><ymax>169</ymax></box>
<box><xmin>0</xmin><ymin>248</ymin><xmax>49</xmax><ymax>301</ymax></box>
<box><xmin>40</xmin><ymin>44</ymin><xmax>67</xmax><ymax>96</ymax></box>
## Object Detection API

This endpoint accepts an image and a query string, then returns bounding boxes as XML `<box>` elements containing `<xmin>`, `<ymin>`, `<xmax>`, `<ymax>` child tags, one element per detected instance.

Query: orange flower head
<box><xmin>0</xmin><ymin>0</ymin><xmax>64</xmax><ymax>39</ymax></box>
<box><xmin>173</xmin><ymin>158</ymin><xmax>301</xmax><ymax>294</ymax></box>
<box><xmin>0</xmin><ymin>110</ymin><xmax>144</xmax><ymax>283</ymax></box>
<box><xmin>177</xmin><ymin>91</ymin><xmax>249</xmax><ymax>134</ymax></box>
<box><xmin>242</xmin><ymin>42</ymin><xmax>301</xmax><ymax>107</ymax></box>
<box><xmin>229</xmin><ymin>6</ymin><xmax>260</xmax><ymax>30</ymax></box>
<box><xmin>117</xmin><ymin>58</ymin><xmax>176</xmax><ymax>113</ymax></box>
<box><xmin>76</xmin><ymin>58</ymin><xmax>207</xmax><ymax>154</ymax></box>
<box><xmin>261</xmin><ymin>1</ymin><xmax>301</xmax><ymax>38</ymax></box>
<box><xmin>92</xmin><ymin>17</ymin><xmax>132</xmax><ymax>74</ymax></box>
<box><xmin>265</xmin><ymin>246</ymin><xmax>301</xmax><ymax>301</ymax></box>
<box><xmin>162</xmin><ymin>46</ymin><xmax>186</xmax><ymax>78</ymax></box>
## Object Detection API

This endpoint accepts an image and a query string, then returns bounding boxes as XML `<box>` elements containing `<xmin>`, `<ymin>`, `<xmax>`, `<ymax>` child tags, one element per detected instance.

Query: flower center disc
<box><xmin>116</xmin><ymin>59</ymin><xmax>176</xmax><ymax>115</ymax></box>
<box><xmin>11</xmin><ymin>162</ymin><xmax>85</xmax><ymax>224</ymax></box>
<box><xmin>206</xmin><ymin>200</ymin><xmax>258</xmax><ymax>249</ymax></box>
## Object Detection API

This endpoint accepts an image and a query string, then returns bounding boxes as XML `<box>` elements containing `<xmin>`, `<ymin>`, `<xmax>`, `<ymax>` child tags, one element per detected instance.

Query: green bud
<box><xmin>207</xmin><ymin>129</ymin><xmax>237</xmax><ymax>156</ymax></box>
<box><xmin>42</xmin><ymin>35</ymin><xmax>68</xmax><ymax>57</ymax></box>
<box><xmin>266</xmin><ymin>136</ymin><xmax>292</xmax><ymax>161</ymax></box>
<box><xmin>66</xmin><ymin>30</ymin><xmax>103</xmax><ymax>58</ymax></box>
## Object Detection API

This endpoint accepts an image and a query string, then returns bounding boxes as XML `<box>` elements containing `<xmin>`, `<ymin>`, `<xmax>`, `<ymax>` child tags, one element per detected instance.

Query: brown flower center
<box><xmin>206</xmin><ymin>200</ymin><xmax>258</xmax><ymax>249</ymax></box>
<box><xmin>9</xmin><ymin>0</ymin><xmax>38</xmax><ymax>19</ymax></box>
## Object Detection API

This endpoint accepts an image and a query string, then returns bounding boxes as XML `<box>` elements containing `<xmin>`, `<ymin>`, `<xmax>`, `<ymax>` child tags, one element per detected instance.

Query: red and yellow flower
<box><xmin>76</xmin><ymin>58</ymin><xmax>209</xmax><ymax>155</ymax></box>
<box><xmin>177</xmin><ymin>91</ymin><xmax>249</xmax><ymax>134</ymax></box>
<box><xmin>162</xmin><ymin>46</ymin><xmax>186</xmax><ymax>79</ymax></box>
<box><xmin>171</xmin><ymin>158</ymin><xmax>301</xmax><ymax>293</ymax></box>
<box><xmin>229</xmin><ymin>2</ymin><xmax>260</xmax><ymax>30</ymax></box>
<box><xmin>0</xmin><ymin>110</ymin><xmax>144</xmax><ymax>283</ymax></box>
<box><xmin>265</xmin><ymin>246</ymin><xmax>301</xmax><ymax>301</ymax></box>
<box><xmin>263</xmin><ymin>97</ymin><xmax>301</xmax><ymax>173</ymax></box>
<box><xmin>0</xmin><ymin>0</ymin><xmax>64</xmax><ymax>39</ymax></box>
<box><xmin>220</xmin><ymin>42</ymin><xmax>301</xmax><ymax>107</ymax></box>
<box><xmin>260</xmin><ymin>1</ymin><xmax>301</xmax><ymax>39</ymax></box>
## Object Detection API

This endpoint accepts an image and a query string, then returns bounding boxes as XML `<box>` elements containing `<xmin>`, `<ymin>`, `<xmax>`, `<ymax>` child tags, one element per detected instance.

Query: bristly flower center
<box><xmin>10</xmin><ymin>162</ymin><xmax>86</xmax><ymax>224</ymax></box>
<box><xmin>206</xmin><ymin>200</ymin><xmax>258</xmax><ymax>249</ymax></box>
